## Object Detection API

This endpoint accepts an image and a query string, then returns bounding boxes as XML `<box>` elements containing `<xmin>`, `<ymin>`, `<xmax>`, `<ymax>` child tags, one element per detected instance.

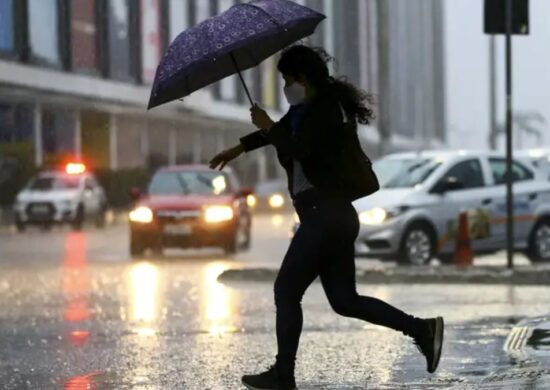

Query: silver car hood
<box><xmin>353</xmin><ymin>188</ymin><xmax>416</xmax><ymax>211</ymax></box>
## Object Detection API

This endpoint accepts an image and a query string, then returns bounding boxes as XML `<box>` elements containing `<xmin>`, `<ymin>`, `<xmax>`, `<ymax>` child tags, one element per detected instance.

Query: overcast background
<box><xmin>444</xmin><ymin>0</ymin><xmax>550</xmax><ymax>150</ymax></box>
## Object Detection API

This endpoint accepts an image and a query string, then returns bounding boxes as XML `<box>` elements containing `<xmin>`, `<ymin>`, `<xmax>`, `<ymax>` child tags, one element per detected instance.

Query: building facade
<box><xmin>0</xmin><ymin>0</ymin><xmax>446</xmax><ymax>188</ymax></box>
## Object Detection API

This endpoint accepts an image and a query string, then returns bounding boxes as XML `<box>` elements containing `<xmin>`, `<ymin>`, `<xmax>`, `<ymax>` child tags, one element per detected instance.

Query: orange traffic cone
<box><xmin>454</xmin><ymin>211</ymin><xmax>473</xmax><ymax>266</ymax></box>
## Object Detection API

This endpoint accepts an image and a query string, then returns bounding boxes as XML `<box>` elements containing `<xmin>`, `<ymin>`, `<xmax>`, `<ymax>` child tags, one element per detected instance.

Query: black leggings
<box><xmin>274</xmin><ymin>190</ymin><xmax>425</xmax><ymax>373</ymax></box>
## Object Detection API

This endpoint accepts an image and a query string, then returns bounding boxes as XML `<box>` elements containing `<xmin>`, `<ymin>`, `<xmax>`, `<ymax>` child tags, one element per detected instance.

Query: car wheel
<box><xmin>398</xmin><ymin>222</ymin><xmax>436</xmax><ymax>266</ymax></box>
<box><xmin>527</xmin><ymin>218</ymin><xmax>550</xmax><ymax>263</ymax></box>
<box><xmin>72</xmin><ymin>204</ymin><xmax>84</xmax><ymax>231</ymax></box>
<box><xmin>130</xmin><ymin>234</ymin><xmax>145</xmax><ymax>258</ymax></box>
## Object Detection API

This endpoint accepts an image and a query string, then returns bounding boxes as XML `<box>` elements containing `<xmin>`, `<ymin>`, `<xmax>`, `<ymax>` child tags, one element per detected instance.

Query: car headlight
<box><xmin>269</xmin><ymin>193</ymin><xmax>285</xmax><ymax>208</ymax></box>
<box><xmin>359</xmin><ymin>206</ymin><xmax>409</xmax><ymax>225</ymax></box>
<box><xmin>246</xmin><ymin>194</ymin><xmax>257</xmax><ymax>208</ymax></box>
<box><xmin>129</xmin><ymin>206</ymin><xmax>154</xmax><ymax>223</ymax></box>
<box><xmin>359</xmin><ymin>208</ymin><xmax>388</xmax><ymax>225</ymax></box>
<box><xmin>204</xmin><ymin>205</ymin><xmax>234</xmax><ymax>223</ymax></box>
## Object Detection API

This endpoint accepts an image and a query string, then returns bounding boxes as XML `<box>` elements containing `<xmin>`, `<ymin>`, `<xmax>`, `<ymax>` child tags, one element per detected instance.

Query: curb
<box><xmin>218</xmin><ymin>266</ymin><xmax>550</xmax><ymax>285</ymax></box>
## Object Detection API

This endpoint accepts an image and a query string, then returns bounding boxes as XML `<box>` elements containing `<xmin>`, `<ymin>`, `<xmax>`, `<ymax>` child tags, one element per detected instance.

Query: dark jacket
<box><xmin>240</xmin><ymin>89</ymin><xmax>379</xmax><ymax>201</ymax></box>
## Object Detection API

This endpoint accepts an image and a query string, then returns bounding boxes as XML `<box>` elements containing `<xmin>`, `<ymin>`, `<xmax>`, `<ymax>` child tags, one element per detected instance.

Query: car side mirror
<box><xmin>129</xmin><ymin>187</ymin><xmax>142</xmax><ymax>200</ymax></box>
<box><xmin>432</xmin><ymin>177</ymin><xmax>465</xmax><ymax>194</ymax></box>
<box><xmin>237</xmin><ymin>186</ymin><xmax>254</xmax><ymax>197</ymax></box>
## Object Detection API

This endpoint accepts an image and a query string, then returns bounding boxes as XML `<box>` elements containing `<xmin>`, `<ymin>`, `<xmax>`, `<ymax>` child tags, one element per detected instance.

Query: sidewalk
<box><xmin>219</xmin><ymin>264</ymin><xmax>550</xmax><ymax>285</ymax></box>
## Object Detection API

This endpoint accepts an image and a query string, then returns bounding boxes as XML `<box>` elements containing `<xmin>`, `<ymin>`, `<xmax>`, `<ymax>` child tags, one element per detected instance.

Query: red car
<box><xmin>129</xmin><ymin>165</ymin><xmax>253</xmax><ymax>257</ymax></box>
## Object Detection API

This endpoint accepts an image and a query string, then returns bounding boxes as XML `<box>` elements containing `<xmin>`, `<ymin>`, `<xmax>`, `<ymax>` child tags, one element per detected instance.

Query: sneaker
<box><xmin>242</xmin><ymin>364</ymin><xmax>297</xmax><ymax>390</ymax></box>
<box><xmin>414</xmin><ymin>317</ymin><xmax>444</xmax><ymax>373</ymax></box>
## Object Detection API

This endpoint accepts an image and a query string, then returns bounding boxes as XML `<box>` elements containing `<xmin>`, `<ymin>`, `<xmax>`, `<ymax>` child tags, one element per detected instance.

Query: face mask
<box><xmin>283</xmin><ymin>82</ymin><xmax>307</xmax><ymax>106</ymax></box>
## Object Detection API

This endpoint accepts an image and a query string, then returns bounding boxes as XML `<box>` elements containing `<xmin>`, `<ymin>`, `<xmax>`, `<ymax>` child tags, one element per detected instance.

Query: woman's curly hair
<box><xmin>277</xmin><ymin>45</ymin><xmax>375</xmax><ymax>125</ymax></box>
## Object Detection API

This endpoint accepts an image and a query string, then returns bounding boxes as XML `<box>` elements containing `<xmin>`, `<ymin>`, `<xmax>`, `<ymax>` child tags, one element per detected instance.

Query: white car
<box><xmin>13</xmin><ymin>163</ymin><xmax>108</xmax><ymax>231</ymax></box>
<box><xmin>352</xmin><ymin>151</ymin><xmax>550</xmax><ymax>264</ymax></box>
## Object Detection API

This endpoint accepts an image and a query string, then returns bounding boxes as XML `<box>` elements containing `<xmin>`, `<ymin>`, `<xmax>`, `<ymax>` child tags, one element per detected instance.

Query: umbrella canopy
<box><xmin>148</xmin><ymin>0</ymin><xmax>325</xmax><ymax>109</ymax></box>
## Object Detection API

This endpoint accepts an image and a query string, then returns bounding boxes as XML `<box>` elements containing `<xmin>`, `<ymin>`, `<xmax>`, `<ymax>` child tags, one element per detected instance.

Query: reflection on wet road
<box><xmin>0</xmin><ymin>215</ymin><xmax>549</xmax><ymax>388</ymax></box>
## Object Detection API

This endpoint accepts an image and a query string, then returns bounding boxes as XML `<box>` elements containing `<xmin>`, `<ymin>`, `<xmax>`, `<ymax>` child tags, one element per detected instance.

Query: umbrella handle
<box><xmin>230</xmin><ymin>52</ymin><xmax>254</xmax><ymax>107</ymax></box>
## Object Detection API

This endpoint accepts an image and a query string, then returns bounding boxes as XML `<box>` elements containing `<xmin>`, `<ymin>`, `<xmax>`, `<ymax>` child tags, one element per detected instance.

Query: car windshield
<box><xmin>148</xmin><ymin>171</ymin><xmax>230</xmax><ymax>196</ymax></box>
<box><xmin>375</xmin><ymin>158</ymin><xmax>443</xmax><ymax>188</ymax></box>
<box><xmin>29</xmin><ymin>175</ymin><xmax>80</xmax><ymax>190</ymax></box>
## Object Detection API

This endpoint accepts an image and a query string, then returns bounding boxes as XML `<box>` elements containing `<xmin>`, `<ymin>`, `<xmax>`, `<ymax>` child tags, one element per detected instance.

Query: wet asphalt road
<box><xmin>0</xmin><ymin>214</ymin><xmax>549</xmax><ymax>389</ymax></box>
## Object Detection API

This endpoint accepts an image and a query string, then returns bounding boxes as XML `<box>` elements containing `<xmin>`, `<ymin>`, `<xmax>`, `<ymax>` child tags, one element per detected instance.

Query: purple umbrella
<box><xmin>148</xmin><ymin>0</ymin><xmax>325</xmax><ymax>109</ymax></box>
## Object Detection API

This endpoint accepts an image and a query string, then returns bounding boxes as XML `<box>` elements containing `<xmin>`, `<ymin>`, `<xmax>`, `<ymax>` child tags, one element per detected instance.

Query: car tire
<box><xmin>72</xmin><ymin>205</ymin><xmax>84</xmax><ymax>231</ymax></box>
<box><xmin>130</xmin><ymin>234</ymin><xmax>145</xmax><ymax>258</ymax></box>
<box><xmin>527</xmin><ymin>218</ymin><xmax>550</xmax><ymax>263</ymax></box>
<box><xmin>398</xmin><ymin>222</ymin><xmax>436</xmax><ymax>266</ymax></box>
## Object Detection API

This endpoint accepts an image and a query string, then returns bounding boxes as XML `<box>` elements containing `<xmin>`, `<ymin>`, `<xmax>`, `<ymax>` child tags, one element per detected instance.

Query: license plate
<box><xmin>164</xmin><ymin>224</ymin><xmax>192</xmax><ymax>235</ymax></box>
<box><xmin>31</xmin><ymin>205</ymin><xmax>49</xmax><ymax>214</ymax></box>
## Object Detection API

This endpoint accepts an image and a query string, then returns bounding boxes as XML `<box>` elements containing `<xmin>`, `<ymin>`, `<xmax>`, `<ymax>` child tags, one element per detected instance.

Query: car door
<box><xmin>486</xmin><ymin>157</ymin><xmax>538</xmax><ymax>247</ymax></box>
<box><xmin>432</xmin><ymin>158</ymin><xmax>495</xmax><ymax>254</ymax></box>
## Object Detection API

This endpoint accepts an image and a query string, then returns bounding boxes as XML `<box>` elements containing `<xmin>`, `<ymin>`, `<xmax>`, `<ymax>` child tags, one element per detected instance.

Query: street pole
<box><xmin>505</xmin><ymin>0</ymin><xmax>514</xmax><ymax>269</ymax></box>
<box><xmin>488</xmin><ymin>35</ymin><xmax>497</xmax><ymax>150</ymax></box>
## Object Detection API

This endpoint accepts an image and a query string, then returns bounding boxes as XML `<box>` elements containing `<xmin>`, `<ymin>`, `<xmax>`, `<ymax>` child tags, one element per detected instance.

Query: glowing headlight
<box><xmin>129</xmin><ymin>206</ymin><xmax>154</xmax><ymax>223</ymax></box>
<box><xmin>246</xmin><ymin>194</ymin><xmax>257</xmax><ymax>207</ymax></box>
<box><xmin>359</xmin><ymin>208</ymin><xmax>388</xmax><ymax>225</ymax></box>
<box><xmin>269</xmin><ymin>193</ymin><xmax>285</xmax><ymax>208</ymax></box>
<box><xmin>204</xmin><ymin>205</ymin><xmax>234</xmax><ymax>223</ymax></box>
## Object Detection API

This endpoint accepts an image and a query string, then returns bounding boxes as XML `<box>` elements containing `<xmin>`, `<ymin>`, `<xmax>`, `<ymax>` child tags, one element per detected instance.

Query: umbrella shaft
<box><xmin>230</xmin><ymin>52</ymin><xmax>254</xmax><ymax>107</ymax></box>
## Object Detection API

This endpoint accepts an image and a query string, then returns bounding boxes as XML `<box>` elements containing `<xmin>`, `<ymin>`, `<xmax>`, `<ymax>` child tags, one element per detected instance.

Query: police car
<box><xmin>13</xmin><ymin>163</ymin><xmax>108</xmax><ymax>231</ymax></box>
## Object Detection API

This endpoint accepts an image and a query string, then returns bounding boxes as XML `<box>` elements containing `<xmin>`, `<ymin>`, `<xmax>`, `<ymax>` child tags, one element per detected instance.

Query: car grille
<box><xmin>26</xmin><ymin>202</ymin><xmax>55</xmax><ymax>220</ymax></box>
<box><xmin>155</xmin><ymin>210</ymin><xmax>201</xmax><ymax>224</ymax></box>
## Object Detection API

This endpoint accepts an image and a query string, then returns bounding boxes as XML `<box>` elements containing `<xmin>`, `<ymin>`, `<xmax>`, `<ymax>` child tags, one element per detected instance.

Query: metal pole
<box><xmin>505</xmin><ymin>0</ymin><xmax>514</xmax><ymax>269</ymax></box>
<box><xmin>488</xmin><ymin>35</ymin><xmax>497</xmax><ymax>150</ymax></box>
<box><xmin>230</xmin><ymin>52</ymin><xmax>254</xmax><ymax>107</ymax></box>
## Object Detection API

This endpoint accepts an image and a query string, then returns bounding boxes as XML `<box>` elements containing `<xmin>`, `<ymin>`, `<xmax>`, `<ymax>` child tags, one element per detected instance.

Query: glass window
<box><xmin>107</xmin><ymin>0</ymin><xmax>131</xmax><ymax>80</ymax></box>
<box><xmin>28</xmin><ymin>0</ymin><xmax>61</xmax><ymax>66</ymax></box>
<box><xmin>0</xmin><ymin>0</ymin><xmax>14</xmax><ymax>52</ymax></box>
<box><xmin>442</xmin><ymin>159</ymin><xmax>485</xmax><ymax>189</ymax></box>
<box><xmin>217</xmin><ymin>0</ymin><xmax>237</xmax><ymax>101</ymax></box>
<box><xmin>141</xmin><ymin>0</ymin><xmax>162</xmax><ymax>83</ymax></box>
<box><xmin>71</xmin><ymin>0</ymin><xmax>99</xmax><ymax>72</ymax></box>
<box><xmin>489</xmin><ymin>158</ymin><xmax>534</xmax><ymax>185</ymax></box>
<box><xmin>148</xmin><ymin>171</ymin><xmax>230</xmax><ymax>196</ymax></box>
<box><xmin>381</xmin><ymin>158</ymin><xmax>443</xmax><ymax>188</ymax></box>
